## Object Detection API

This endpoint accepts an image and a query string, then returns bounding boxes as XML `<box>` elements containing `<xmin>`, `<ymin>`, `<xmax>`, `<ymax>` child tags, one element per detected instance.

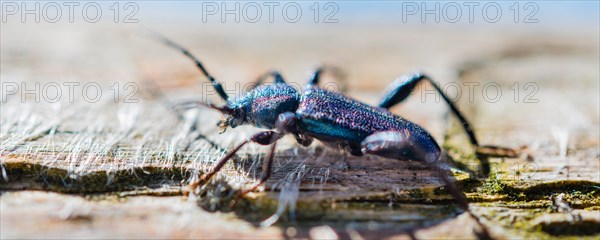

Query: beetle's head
<box><xmin>181</xmin><ymin>83</ymin><xmax>299</xmax><ymax>133</ymax></box>
<box><xmin>220</xmin><ymin>83</ymin><xmax>300</xmax><ymax>131</ymax></box>
<box><xmin>217</xmin><ymin>102</ymin><xmax>249</xmax><ymax>132</ymax></box>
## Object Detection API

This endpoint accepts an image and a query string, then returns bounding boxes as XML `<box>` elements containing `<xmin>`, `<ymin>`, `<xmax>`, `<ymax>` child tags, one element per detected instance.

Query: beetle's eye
<box><xmin>234</xmin><ymin>108</ymin><xmax>245</xmax><ymax>121</ymax></box>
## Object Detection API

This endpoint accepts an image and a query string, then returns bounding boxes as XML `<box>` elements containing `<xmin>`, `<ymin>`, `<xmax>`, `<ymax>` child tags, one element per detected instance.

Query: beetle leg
<box><xmin>241</xmin><ymin>141</ymin><xmax>277</xmax><ymax>195</ymax></box>
<box><xmin>361</xmin><ymin>130</ymin><xmax>492</xmax><ymax>238</ymax></box>
<box><xmin>248</xmin><ymin>70</ymin><xmax>287</xmax><ymax>90</ymax></box>
<box><xmin>361</xmin><ymin>130</ymin><xmax>441</xmax><ymax>163</ymax></box>
<box><xmin>188</xmin><ymin>130</ymin><xmax>282</xmax><ymax>194</ymax></box>
<box><xmin>378</xmin><ymin>73</ymin><xmax>425</xmax><ymax>109</ymax></box>
<box><xmin>241</xmin><ymin>112</ymin><xmax>318</xmax><ymax>194</ymax></box>
<box><xmin>276</xmin><ymin>112</ymin><xmax>313</xmax><ymax>146</ymax></box>
<box><xmin>378</xmin><ymin>73</ymin><xmax>494</xmax><ymax>175</ymax></box>
<box><xmin>379</xmin><ymin>73</ymin><xmax>526</xmax><ymax>176</ymax></box>
<box><xmin>360</xmin><ymin>130</ymin><xmax>461</xmax><ymax>208</ymax></box>
<box><xmin>306</xmin><ymin>65</ymin><xmax>348</xmax><ymax>92</ymax></box>
<box><xmin>378</xmin><ymin>73</ymin><xmax>479</xmax><ymax>147</ymax></box>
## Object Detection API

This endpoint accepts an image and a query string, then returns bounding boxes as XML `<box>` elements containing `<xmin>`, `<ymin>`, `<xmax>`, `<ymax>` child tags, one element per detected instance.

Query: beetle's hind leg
<box><xmin>360</xmin><ymin>130</ymin><xmax>464</xmax><ymax>208</ymax></box>
<box><xmin>361</xmin><ymin>130</ymin><xmax>492</xmax><ymax>238</ymax></box>
<box><xmin>378</xmin><ymin>73</ymin><xmax>479</xmax><ymax>146</ymax></box>
<box><xmin>378</xmin><ymin>73</ymin><xmax>526</xmax><ymax>176</ymax></box>
<box><xmin>361</xmin><ymin>130</ymin><xmax>441</xmax><ymax>165</ymax></box>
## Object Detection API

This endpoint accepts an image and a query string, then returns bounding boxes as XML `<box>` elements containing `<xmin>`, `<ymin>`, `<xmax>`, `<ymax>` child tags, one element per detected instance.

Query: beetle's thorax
<box><xmin>226</xmin><ymin>83</ymin><xmax>299</xmax><ymax>129</ymax></box>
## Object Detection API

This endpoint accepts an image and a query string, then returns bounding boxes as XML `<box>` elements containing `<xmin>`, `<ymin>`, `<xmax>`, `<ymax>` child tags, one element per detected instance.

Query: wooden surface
<box><xmin>1</xmin><ymin>21</ymin><xmax>599</xmax><ymax>239</ymax></box>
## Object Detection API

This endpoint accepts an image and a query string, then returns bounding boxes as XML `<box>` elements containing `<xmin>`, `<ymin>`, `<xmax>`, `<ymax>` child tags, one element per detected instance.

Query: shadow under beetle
<box><xmin>152</xmin><ymin>33</ymin><xmax>516</xmax><ymax>233</ymax></box>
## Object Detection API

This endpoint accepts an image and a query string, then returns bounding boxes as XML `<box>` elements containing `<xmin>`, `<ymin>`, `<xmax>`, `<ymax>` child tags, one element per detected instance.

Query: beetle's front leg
<box><xmin>241</xmin><ymin>141</ymin><xmax>277</xmax><ymax>195</ymax></box>
<box><xmin>188</xmin><ymin>130</ymin><xmax>283</xmax><ymax>195</ymax></box>
<box><xmin>240</xmin><ymin>112</ymin><xmax>313</xmax><ymax>195</ymax></box>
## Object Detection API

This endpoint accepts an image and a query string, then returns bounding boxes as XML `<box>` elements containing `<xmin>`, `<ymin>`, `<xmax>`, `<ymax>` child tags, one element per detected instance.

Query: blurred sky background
<box><xmin>132</xmin><ymin>1</ymin><xmax>599</xmax><ymax>29</ymax></box>
<box><xmin>1</xmin><ymin>1</ymin><xmax>598</xmax><ymax>29</ymax></box>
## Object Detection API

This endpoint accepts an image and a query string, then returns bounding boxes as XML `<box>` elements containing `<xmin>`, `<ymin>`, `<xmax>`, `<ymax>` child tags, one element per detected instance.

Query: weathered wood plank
<box><xmin>1</xmin><ymin>22</ymin><xmax>599</xmax><ymax>239</ymax></box>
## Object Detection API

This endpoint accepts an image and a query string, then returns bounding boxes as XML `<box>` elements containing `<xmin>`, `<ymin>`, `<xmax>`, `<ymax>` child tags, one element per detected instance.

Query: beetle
<box><xmin>151</xmin><ymin>33</ymin><xmax>513</xmax><ymax>223</ymax></box>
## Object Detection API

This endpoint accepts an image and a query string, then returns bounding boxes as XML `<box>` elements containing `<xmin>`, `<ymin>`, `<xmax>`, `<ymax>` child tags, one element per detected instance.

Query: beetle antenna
<box><xmin>145</xmin><ymin>29</ymin><xmax>230</xmax><ymax>101</ymax></box>
<box><xmin>173</xmin><ymin>101</ymin><xmax>233</xmax><ymax>115</ymax></box>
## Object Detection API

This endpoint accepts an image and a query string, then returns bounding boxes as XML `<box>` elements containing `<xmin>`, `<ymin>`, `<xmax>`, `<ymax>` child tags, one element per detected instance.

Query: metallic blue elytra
<box><xmin>296</xmin><ymin>86</ymin><xmax>440</xmax><ymax>160</ymax></box>
<box><xmin>222</xmin><ymin>80</ymin><xmax>440</xmax><ymax>162</ymax></box>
